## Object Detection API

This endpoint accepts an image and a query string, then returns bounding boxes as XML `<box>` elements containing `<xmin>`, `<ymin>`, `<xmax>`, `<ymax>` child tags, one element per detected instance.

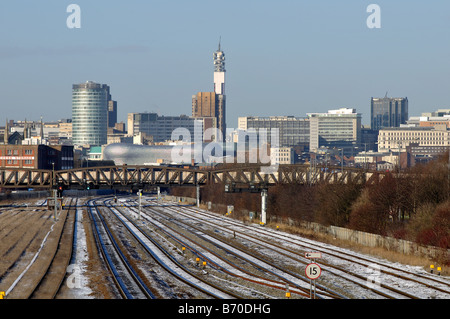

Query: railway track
<box><xmin>1</xmin><ymin>194</ymin><xmax>447</xmax><ymax>299</ymax></box>
<box><xmin>194</xmin><ymin>207</ymin><xmax>450</xmax><ymax>295</ymax></box>
<box><xmin>188</xmin><ymin>203</ymin><xmax>450</xmax><ymax>298</ymax></box>
<box><xmin>89</xmin><ymin>198</ymin><xmax>239</xmax><ymax>299</ymax></box>
<box><xmin>115</xmin><ymin>197</ymin><xmax>341</xmax><ymax>299</ymax></box>
<box><xmin>87</xmin><ymin>199</ymin><xmax>155</xmax><ymax>299</ymax></box>
<box><xmin>28</xmin><ymin>197</ymin><xmax>78</xmax><ymax>299</ymax></box>
<box><xmin>243</xmin><ymin>218</ymin><xmax>450</xmax><ymax>297</ymax></box>
<box><xmin>0</xmin><ymin>197</ymin><xmax>76</xmax><ymax>299</ymax></box>
<box><xmin>137</xmin><ymin>196</ymin><xmax>450</xmax><ymax>299</ymax></box>
<box><xmin>121</xmin><ymin>205</ymin><xmax>315</xmax><ymax>298</ymax></box>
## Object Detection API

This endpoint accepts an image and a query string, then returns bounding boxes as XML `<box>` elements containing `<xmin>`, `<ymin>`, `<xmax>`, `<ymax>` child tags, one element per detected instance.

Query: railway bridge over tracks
<box><xmin>0</xmin><ymin>164</ymin><xmax>388</xmax><ymax>190</ymax></box>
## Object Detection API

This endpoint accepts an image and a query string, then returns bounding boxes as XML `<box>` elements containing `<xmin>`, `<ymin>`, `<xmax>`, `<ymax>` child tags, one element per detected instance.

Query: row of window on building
<box><xmin>0</xmin><ymin>145</ymin><xmax>74</xmax><ymax>170</ymax></box>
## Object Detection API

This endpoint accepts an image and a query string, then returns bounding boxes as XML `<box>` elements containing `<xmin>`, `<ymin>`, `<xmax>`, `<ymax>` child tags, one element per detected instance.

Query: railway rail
<box><xmin>162</xmin><ymin>201</ymin><xmax>450</xmax><ymax>299</ymax></box>
<box><xmin>121</xmin><ymin>201</ymin><xmax>340</xmax><ymax>299</ymax></box>
<box><xmin>0</xmin><ymin>197</ymin><xmax>76</xmax><ymax>299</ymax></box>
<box><xmin>126</xmin><ymin>195</ymin><xmax>450</xmax><ymax>299</ymax></box>
<box><xmin>89</xmin><ymin>198</ymin><xmax>240</xmax><ymax>299</ymax></box>
<box><xmin>28</xmin><ymin>197</ymin><xmax>78</xmax><ymax>299</ymax></box>
<box><xmin>0</xmin><ymin>194</ymin><xmax>448</xmax><ymax>299</ymax></box>
<box><xmin>87</xmin><ymin>199</ymin><xmax>155</xmax><ymax>299</ymax></box>
<box><xmin>120</xmin><ymin>206</ymin><xmax>315</xmax><ymax>298</ymax></box>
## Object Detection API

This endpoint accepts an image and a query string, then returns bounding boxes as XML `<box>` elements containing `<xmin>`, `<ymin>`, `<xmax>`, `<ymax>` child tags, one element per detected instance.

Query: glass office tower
<box><xmin>72</xmin><ymin>81</ymin><xmax>109</xmax><ymax>146</ymax></box>
<box><xmin>371</xmin><ymin>96</ymin><xmax>408</xmax><ymax>130</ymax></box>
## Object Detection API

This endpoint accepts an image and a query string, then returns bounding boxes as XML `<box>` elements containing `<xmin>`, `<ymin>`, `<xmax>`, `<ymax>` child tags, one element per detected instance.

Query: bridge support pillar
<box><xmin>261</xmin><ymin>189</ymin><xmax>267</xmax><ymax>225</ymax></box>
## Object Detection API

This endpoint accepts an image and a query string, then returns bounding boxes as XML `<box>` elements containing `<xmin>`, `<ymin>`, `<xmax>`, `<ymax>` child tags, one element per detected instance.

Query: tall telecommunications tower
<box><xmin>213</xmin><ymin>38</ymin><xmax>226</xmax><ymax>95</ymax></box>
<box><xmin>213</xmin><ymin>38</ymin><xmax>226</xmax><ymax>138</ymax></box>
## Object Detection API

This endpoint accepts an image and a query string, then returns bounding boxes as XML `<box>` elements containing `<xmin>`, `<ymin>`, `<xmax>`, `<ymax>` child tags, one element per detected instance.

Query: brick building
<box><xmin>0</xmin><ymin>144</ymin><xmax>74</xmax><ymax>170</ymax></box>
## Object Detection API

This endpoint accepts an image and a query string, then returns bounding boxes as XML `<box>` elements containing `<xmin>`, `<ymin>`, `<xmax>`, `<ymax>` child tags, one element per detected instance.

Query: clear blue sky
<box><xmin>1</xmin><ymin>0</ymin><xmax>450</xmax><ymax>128</ymax></box>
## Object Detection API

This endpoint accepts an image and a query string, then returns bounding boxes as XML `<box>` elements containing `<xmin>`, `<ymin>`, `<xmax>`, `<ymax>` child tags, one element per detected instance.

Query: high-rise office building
<box><xmin>192</xmin><ymin>92</ymin><xmax>217</xmax><ymax>118</ymax></box>
<box><xmin>72</xmin><ymin>81</ymin><xmax>111</xmax><ymax>146</ymax></box>
<box><xmin>127</xmin><ymin>112</ymin><xmax>208</xmax><ymax>143</ymax></box>
<box><xmin>107</xmin><ymin>100</ymin><xmax>118</xmax><ymax>128</ymax></box>
<box><xmin>238</xmin><ymin>116</ymin><xmax>310</xmax><ymax>148</ymax></box>
<box><xmin>308</xmin><ymin>108</ymin><xmax>362</xmax><ymax>151</ymax></box>
<box><xmin>371</xmin><ymin>96</ymin><xmax>408</xmax><ymax>130</ymax></box>
<box><xmin>192</xmin><ymin>42</ymin><xmax>226</xmax><ymax>140</ymax></box>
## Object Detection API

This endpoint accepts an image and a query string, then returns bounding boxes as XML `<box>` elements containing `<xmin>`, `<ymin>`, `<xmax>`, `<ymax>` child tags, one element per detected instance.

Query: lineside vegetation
<box><xmin>172</xmin><ymin>153</ymin><xmax>450</xmax><ymax>266</ymax></box>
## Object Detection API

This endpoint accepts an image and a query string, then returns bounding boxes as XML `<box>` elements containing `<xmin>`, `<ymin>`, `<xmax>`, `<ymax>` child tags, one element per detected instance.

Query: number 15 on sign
<box><xmin>305</xmin><ymin>263</ymin><xmax>321</xmax><ymax>280</ymax></box>
<box><xmin>305</xmin><ymin>263</ymin><xmax>321</xmax><ymax>299</ymax></box>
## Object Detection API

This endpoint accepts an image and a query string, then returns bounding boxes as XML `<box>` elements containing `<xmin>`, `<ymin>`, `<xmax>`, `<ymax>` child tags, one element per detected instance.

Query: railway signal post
<box><xmin>53</xmin><ymin>189</ymin><xmax>59</xmax><ymax>221</ymax></box>
<box><xmin>224</xmin><ymin>183</ymin><xmax>269</xmax><ymax>226</ymax></box>
<box><xmin>305</xmin><ymin>252</ymin><xmax>322</xmax><ymax>299</ymax></box>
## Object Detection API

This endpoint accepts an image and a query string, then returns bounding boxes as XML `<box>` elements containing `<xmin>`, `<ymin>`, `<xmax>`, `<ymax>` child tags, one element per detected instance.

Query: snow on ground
<box><xmin>65</xmin><ymin>208</ymin><xmax>94</xmax><ymax>298</ymax></box>
<box><xmin>57</xmin><ymin>197</ymin><xmax>450</xmax><ymax>299</ymax></box>
<box><xmin>160</xmin><ymin>202</ymin><xmax>450</xmax><ymax>299</ymax></box>
<box><xmin>254</xmin><ymin>224</ymin><xmax>450</xmax><ymax>299</ymax></box>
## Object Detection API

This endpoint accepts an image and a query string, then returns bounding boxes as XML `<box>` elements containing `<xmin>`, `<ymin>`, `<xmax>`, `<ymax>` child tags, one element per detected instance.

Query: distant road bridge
<box><xmin>0</xmin><ymin>164</ymin><xmax>388</xmax><ymax>189</ymax></box>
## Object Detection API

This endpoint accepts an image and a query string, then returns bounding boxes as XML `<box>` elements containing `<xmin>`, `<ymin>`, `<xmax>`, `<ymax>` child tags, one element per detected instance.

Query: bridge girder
<box><xmin>0</xmin><ymin>164</ymin><xmax>386</xmax><ymax>189</ymax></box>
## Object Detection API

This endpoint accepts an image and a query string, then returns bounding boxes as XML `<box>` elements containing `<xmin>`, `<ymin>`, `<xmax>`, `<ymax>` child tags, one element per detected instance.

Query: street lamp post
<box><xmin>337</xmin><ymin>148</ymin><xmax>344</xmax><ymax>172</ymax></box>
<box><xmin>52</xmin><ymin>162</ymin><xmax>55</xmax><ymax>189</ymax></box>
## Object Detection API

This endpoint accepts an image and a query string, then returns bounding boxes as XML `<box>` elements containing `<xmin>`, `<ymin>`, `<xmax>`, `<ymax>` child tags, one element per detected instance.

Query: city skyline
<box><xmin>1</xmin><ymin>1</ymin><xmax>450</xmax><ymax>129</ymax></box>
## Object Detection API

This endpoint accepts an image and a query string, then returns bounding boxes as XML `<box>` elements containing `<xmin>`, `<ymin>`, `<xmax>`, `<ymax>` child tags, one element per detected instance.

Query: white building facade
<box><xmin>308</xmin><ymin>108</ymin><xmax>361</xmax><ymax>152</ymax></box>
<box><xmin>377</xmin><ymin>126</ymin><xmax>450</xmax><ymax>153</ymax></box>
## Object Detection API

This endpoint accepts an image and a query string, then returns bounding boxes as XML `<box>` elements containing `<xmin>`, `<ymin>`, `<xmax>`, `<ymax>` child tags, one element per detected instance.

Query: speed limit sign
<box><xmin>305</xmin><ymin>263</ymin><xmax>321</xmax><ymax>280</ymax></box>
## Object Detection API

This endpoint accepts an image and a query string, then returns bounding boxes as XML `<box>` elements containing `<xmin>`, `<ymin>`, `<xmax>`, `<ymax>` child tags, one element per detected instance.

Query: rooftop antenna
<box><xmin>218</xmin><ymin>36</ymin><xmax>221</xmax><ymax>51</ymax></box>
